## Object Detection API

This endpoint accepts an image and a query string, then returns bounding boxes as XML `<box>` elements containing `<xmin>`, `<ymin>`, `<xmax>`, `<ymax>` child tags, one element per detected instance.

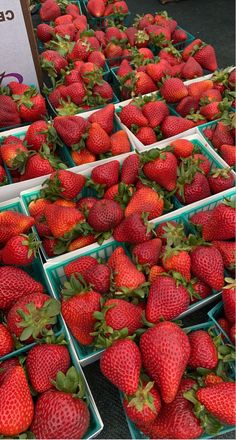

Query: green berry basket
<box><xmin>172</xmin><ymin>26</ymin><xmax>195</xmax><ymax>51</ymax></box>
<box><xmin>208</xmin><ymin>302</ymin><xmax>233</xmax><ymax>345</ymax></box>
<box><xmin>121</xmin><ymin>321</ymin><xmax>235</xmax><ymax>440</ymax></box>
<box><xmin>0</xmin><ymin>197</ymin><xmax>63</xmax><ymax>362</ymax></box>
<box><xmin>81</xmin><ymin>0</ymin><xmax>131</xmax><ymax>30</ymax></box>
<box><xmin>43</xmin><ymin>240</ymin><xmax>129</xmax><ymax>366</ymax></box>
<box><xmin>0</xmin><ymin>329</ymin><xmax>103</xmax><ymax>439</ymax></box>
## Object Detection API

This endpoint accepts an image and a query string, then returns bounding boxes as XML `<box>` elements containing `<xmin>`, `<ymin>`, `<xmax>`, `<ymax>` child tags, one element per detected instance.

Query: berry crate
<box><xmin>1</xmin><ymin>328</ymin><xmax>103</xmax><ymax>439</ymax></box>
<box><xmin>208</xmin><ymin>302</ymin><xmax>233</xmax><ymax>345</ymax></box>
<box><xmin>0</xmin><ymin>197</ymin><xmax>62</xmax><ymax>361</ymax></box>
<box><xmin>121</xmin><ymin>321</ymin><xmax>235</xmax><ymax>440</ymax></box>
<box><xmin>81</xmin><ymin>0</ymin><xmax>131</xmax><ymax>30</ymax></box>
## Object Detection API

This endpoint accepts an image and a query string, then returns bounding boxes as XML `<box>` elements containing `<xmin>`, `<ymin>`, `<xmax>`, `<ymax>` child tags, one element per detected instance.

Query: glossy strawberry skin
<box><xmin>188</xmin><ymin>330</ymin><xmax>218</xmax><ymax>369</ymax></box>
<box><xmin>196</xmin><ymin>383</ymin><xmax>236</xmax><ymax>425</ymax></box>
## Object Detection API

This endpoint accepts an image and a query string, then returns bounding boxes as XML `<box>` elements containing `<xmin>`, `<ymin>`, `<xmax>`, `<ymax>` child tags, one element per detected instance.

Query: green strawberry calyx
<box><xmin>210</xmin><ymin>167</ymin><xmax>233</xmax><ymax>179</ymax></box>
<box><xmin>52</xmin><ymin>366</ymin><xmax>86</xmax><ymax>399</ymax></box>
<box><xmin>17</xmin><ymin>297</ymin><xmax>61</xmax><ymax>342</ymax></box>
<box><xmin>124</xmin><ymin>380</ymin><xmax>157</xmax><ymax>414</ymax></box>
<box><xmin>21</xmin><ymin>232</ymin><xmax>41</xmax><ymax>259</ymax></box>
<box><xmin>62</xmin><ymin>273</ymin><xmax>92</xmax><ymax>299</ymax></box>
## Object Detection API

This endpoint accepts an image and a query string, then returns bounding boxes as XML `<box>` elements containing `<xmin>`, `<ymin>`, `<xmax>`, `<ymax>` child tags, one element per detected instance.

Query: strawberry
<box><xmin>190</xmin><ymin>246</ymin><xmax>224</xmax><ymax>290</ymax></box>
<box><xmin>31</xmin><ymin>368</ymin><xmax>90</xmax><ymax>439</ymax></box>
<box><xmin>113</xmin><ymin>253</ymin><xmax>146</xmax><ymax>291</ymax></box>
<box><xmin>113</xmin><ymin>212</ymin><xmax>153</xmax><ymax>244</ymax></box>
<box><xmin>54</xmin><ymin>23</ymin><xmax>76</xmax><ymax>41</ymax></box>
<box><xmin>217</xmin><ymin>318</ymin><xmax>231</xmax><ymax>336</ymax></box>
<box><xmin>121</xmin><ymin>154</ymin><xmax>140</xmax><ymax>185</ymax></box>
<box><xmin>71</xmin><ymin>149</ymin><xmax>96</xmax><ymax>166</ymax></box>
<box><xmin>1</xmin><ymin>142</ymin><xmax>29</xmax><ymax>170</ymax></box>
<box><xmin>0</xmin><ymin>358</ymin><xmax>20</xmax><ymax>385</ymax></box>
<box><xmin>61</xmin><ymin>275</ymin><xmax>101</xmax><ymax>345</ymax></box>
<box><xmin>24</xmin><ymin>120</ymin><xmax>57</xmax><ymax>152</ymax></box>
<box><xmin>44</xmin><ymin>204</ymin><xmax>85</xmax><ymax>240</ymax></box>
<box><xmin>90</xmin><ymin>160</ymin><xmax>120</xmax><ymax>191</ymax></box>
<box><xmin>172</xmin><ymin>28</ymin><xmax>187</xmax><ymax>43</ymax></box>
<box><xmin>88</xmin><ymin>104</ymin><xmax>114</xmax><ymax>134</ymax></box>
<box><xmin>200</xmin><ymin>101</ymin><xmax>223</xmax><ymax>121</ymax></box>
<box><xmin>1</xmin><ymin>233</ymin><xmax>40</xmax><ymax>266</ymax></box>
<box><xmin>0</xmin><ymin>366</ymin><xmax>34</xmax><ymax>436</ymax></box>
<box><xmin>125</xmin><ymin>187</ymin><xmax>164</xmax><ymax>220</ymax></box>
<box><xmin>132</xmin><ymin>238</ymin><xmax>162</xmax><ymax>267</ymax></box>
<box><xmin>26</xmin><ymin>343</ymin><xmax>70</xmax><ymax>393</ymax></box>
<box><xmin>88</xmin><ymin>199</ymin><xmax>123</xmax><ymax>232</ymax></box>
<box><xmin>54</xmin><ymin>15</ymin><xmax>73</xmax><ymax>25</ymax></box>
<box><xmin>201</xmin><ymin>88</ymin><xmax>222</xmax><ymax>102</ymax></box>
<box><xmin>86</xmin><ymin>123</ymin><xmax>111</xmax><ymax>154</ymax></box>
<box><xmin>0</xmin><ymin>95</ymin><xmax>21</xmax><ymax>128</ymax></box>
<box><xmin>208</xmin><ymin>167</ymin><xmax>234</xmax><ymax>194</ymax></box>
<box><xmin>148</xmin><ymin>265</ymin><xmax>165</xmax><ymax>283</ymax></box>
<box><xmin>193</xmin><ymin>43</ymin><xmax>218</xmax><ymax>71</ymax></box>
<box><xmin>100</xmin><ymin>339</ymin><xmax>141</xmax><ymax>395</ymax></box>
<box><xmin>119</xmin><ymin>103</ymin><xmax>148</xmax><ymax>129</ymax></box>
<box><xmin>188</xmin><ymin>79</ymin><xmax>214</xmax><ymax>99</ymax></box>
<box><xmin>196</xmin><ymin>383</ymin><xmax>235</xmax><ymax>425</ymax></box>
<box><xmin>67</xmin><ymin>40</ymin><xmax>90</xmax><ymax>62</ymax></box>
<box><xmin>0</xmin><ymin>164</ymin><xmax>7</xmax><ymax>185</ymax></box>
<box><xmin>94</xmin><ymin>298</ymin><xmax>143</xmax><ymax>346</ymax></box>
<box><xmin>133</xmin><ymin>71</ymin><xmax>157</xmax><ymax>96</ymax></box>
<box><xmin>20</xmin><ymin>150</ymin><xmax>65</xmax><ymax>181</ymax></box>
<box><xmin>0</xmin><ymin>210</ymin><xmax>34</xmax><ymax>244</ymax></box>
<box><xmin>142</xmin><ymin>100</ymin><xmax>169</xmax><ymax>128</ymax></box>
<box><xmin>111</xmin><ymin>1</ymin><xmax>129</xmax><ymax>14</ymax></box>
<box><xmin>142</xmin><ymin>150</ymin><xmax>178</xmax><ymax>191</ymax></box>
<box><xmin>123</xmin><ymin>381</ymin><xmax>161</xmax><ymax>425</ymax></box>
<box><xmin>117</xmin><ymin>60</ymin><xmax>133</xmax><ymax>78</ymax></box>
<box><xmin>181</xmin><ymin>57</ymin><xmax>203</xmax><ymax>79</ymax></box>
<box><xmin>161</xmin><ymin>116</ymin><xmax>195</xmax><ymax>137</ymax></box>
<box><xmin>135</xmin><ymin>126</ymin><xmax>157</xmax><ymax>145</ymax></box>
<box><xmin>212</xmin><ymin>241</ymin><xmax>235</xmax><ymax>270</ymax></box>
<box><xmin>53</xmin><ymin>115</ymin><xmax>89</xmax><ymax>148</ymax></box>
<box><xmin>190</xmin><ymin>279</ymin><xmax>211</xmax><ymax>303</ymax></box>
<box><xmin>145</xmin><ymin>60</ymin><xmax>172</xmax><ymax>82</ymax></box>
<box><xmin>28</xmin><ymin>198</ymin><xmax>51</xmax><ymax>218</ymax></box>
<box><xmin>222</xmin><ymin>281</ymin><xmax>235</xmax><ymax>324</ymax></box>
<box><xmin>176</xmin><ymin>158</ymin><xmax>211</xmax><ymax>205</ymax></box>
<box><xmin>37</xmin><ymin>23</ymin><xmax>53</xmax><ymax>42</ymax></box>
<box><xmin>87</xmin><ymin>0</ymin><xmax>105</xmax><ymax>17</ymax></box>
<box><xmin>220</xmin><ymin>144</ymin><xmax>235</xmax><ymax>166</ymax></box>
<box><xmin>8</xmin><ymin>82</ymin><xmax>30</xmax><ymax>95</ymax></box>
<box><xmin>0</xmin><ymin>324</ymin><xmax>14</xmax><ymax>357</ymax></box>
<box><xmin>68</xmin><ymin>234</ymin><xmax>96</xmax><ymax>252</ymax></box>
<box><xmin>140</xmin><ymin>322</ymin><xmax>190</xmax><ymax>403</ymax></box>
<box><xmin>64</xmin><ymin>255</ymin><xmax>97</xmax><ymax>279</ymax></box>
<box><xmin>188</xmin><ymin>330</ymin><xmax>218</xmax><ymax>369</ymax></box>
<box><xmin>182</xmin><ymin>38</ymin><xmax>203</xmax><ymax>61</ymax></box>
<box><xmin>40</xmin><ymin>0</ymin><xmax>61</xmax><ymax>21</ymax></box>
<box><xmin>7</xmin><ymin>292</ymin><xmax>60</xmax><ymax>342</ymax></box>
<box><xmin>14</xmin><ymin>91</ymin><xmax>46</xmax><ymax>123</ymax></box>
<box><xmin>92</xmin><ymin>81</ymin><xmax>114</xmax><ymax>102</ymax></box>
<box><xmin>77</xmin><ymin>197</ymin><xmax>97</xmax><ymax>214</ymax></box>
<box><xmin>66</xmin><ymin>3</ymin><xmax>82</xmax><ymax>18</ymax></box>
<box><xmin>146</xmin><ymin>275</ymin><xmax>190</xmax><ymax>322</ymax></box>
<box><xmin>170</xmin><ymin>138</ymin><xmax>194</xmax><ymax>158</ymax></box>
<box><xmin>162</xmin><ymin>249</ymin><xmax>191</xmax><ymax>281</ymax></box>
<box><xmin>204</xmin><ymin>373</ymin><xmax>224</xmax><ymax>387</ymax></box>
<box><xmin>83</xmin><ymin>263</ymin><xmax>111</xmax><ymax>294</ymax></box>
<box><xmin>160</xmin><ymin>78</ymin><xmax>188</xmax><ymax>102</ymax></box>
<box><xmin>202</xmin><ymin>201</ymin><xmax>235</xmax><ymax>241</ymax></box>
<box><xmin>110</xmin><ymin>130</ymin><xmax>131</xmax><ymax>156</ymax></box>
<box><xmin>176</xmin><ymin>96</ymin><xmax>199</xmax><ymax>117</ymax></box>
<box><xmin>230</xmin><ymin>324</ymin><xmax>236</xmax><ymax>344</ymax></box>
<box><xmin>211</xmin><ymin>121</ymin><xmax>234</xmax><ymax>150</ymax></box>
<box><xmin>105</xmin><ymin>42</ymin><xmax>123</xmax><ymax>60</ymax></box>
<box><xmin>41</xmin><ymin>170</ymin><xmax>86</xmax><ymax>201</ymax></box>
<box><xmin>193</xmin><ymin>153</ymin><xmax>211</xmax><ymax>175</ymax></box>
<box><xmin>54</xmin><ymin>199</ymin><xmax>76</xmax><ymax>208</ymax></box>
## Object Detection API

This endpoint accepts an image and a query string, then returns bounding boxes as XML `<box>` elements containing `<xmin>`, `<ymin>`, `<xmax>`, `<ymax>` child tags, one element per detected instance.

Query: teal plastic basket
<box><xmin>81</xmin><ymin>0</ymin><xmax>131</xmax><ymax>30</ymax></box>
<box><xmin>208</xmin><ymin>302</ymin><xmax>233</xmax><ymax>345</ymax></box>
<box><xmin>0</xmin><ymin>331</ymin><xmax>103</xmax><ymax>439</ymax></box>
<box><xmin>173</xmin><ymin>26</ymin><xmax>195</xmax><ymax>50</ymax></box>
<box><xmin>44</xmin><ymin>241</ymin><xmax>129</xmax><ymax>366</ymax></box>
<box><xmin>122</xmin><ymin>321</ymin><xmax>235</xmax><ymax>440</ymax></box>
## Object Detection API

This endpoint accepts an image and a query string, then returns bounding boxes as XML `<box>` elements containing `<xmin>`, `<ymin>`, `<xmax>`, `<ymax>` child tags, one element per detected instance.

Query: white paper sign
<box><xmin>0</xmin><ymin>0</ymin><xmax>39</xmax><ymax>89</ymax></box>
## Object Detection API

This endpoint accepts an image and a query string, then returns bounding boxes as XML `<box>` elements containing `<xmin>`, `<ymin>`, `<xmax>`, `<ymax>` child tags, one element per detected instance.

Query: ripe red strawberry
<box><xmin>40</xmin><ymin>0</ymin><xmax>61</xmax><ymax>21</ymax></box>
<box><xmin>37</xmin><ymin>23</ymin><xmax>53</xmax><ymax>42</ymax></box>
<box><xmin>113</xmin><ymin>252</ymin><xmax>146</xmax><ymax>290</ymax></box>
<box><xmin>64</xmin><ymin>81</ymin><xmax>86</xmax><ymax>106</ymax></box>
<box><xmin>114</xmin><ymin>213</ymin><xmax>153</xmax><ymax>244</ymax></box>
<box><xmin>193</xmin><ymin>44</ymin><xmax>218</xmax><ymax>71</ymax></box>
<box><xmin>190</xmin><ymin>210</ymin><xmax>213</xmax><ymax>230</ymax></box>
<box><xmin>77</xmin><ymin>197</ymin><xmax>97</xmax><ymax>214</ymax></box>
<box><xmin>0</xmin><ymin>266</ymin><xmax>44</xmax><ymax>310</ymax></box>
<box><xmin>140</xmin><ymin>322</ymin><xmax>190</xmax><ymax>403</ymax></box>
<box><xmin>1</xmin><ymin>233</ymin><xmax>40</xmax><ymax>266</ymax></box>
<box><xmin>181</xmin><ymin>57</ymin><xmax>203</xmax><ymax>80</ymax></box>
<box><xmin>121</xmin><ymin>154</ymin><xmax>140</xmax><ymax>185</ymax></box>
<box><xmin>135</xmin><ymin>126</ymin><xmax>156</xmax><ymax>145</ymax></box>
<box><xmin>83</xmin><ymin>263</ymin><xmax>111</xmax><ymax>294</ymax></box>
<box><xmin>54</xmin><ymin>15</ymin><xmax>73</xmax><ymax>26</ymax></box>
<box><xmin>202</xmin><ymin>202</ymin><xmax>235</xmax><ymax>241</ymax></box>
<box><xmin>208</xmin><ymin>167</ymin><xmax>234</xmax><ymax>194</ymax></box>
<box><xmin>71</xmin><ymin>148</ymin><xmax>96</xmax><ymax>166</ymax></box>
<box><xmin>200</xmin><ymin>101</ymin><xmax>222</xmax><ymax>121</ymax></box>
<box><xmin>133</xmin><ymin>71</ymin><xmax>157</xmax><ymax>95</ymax></box>
<box><xmin>62</xmin><ymin>275</ymin><xmax>101</xmax><ymax>345</ymax></box>
<box><xmin>143</xmin><ymin>150</ymin><xmax>178</xmax><ymax>191</ymax></box>
<box><xmin>107</xmin><ymin>246</ymin><xmax>125</xmax><ymax>271</ymax></box>
<box><xmin>170</xmin><ymin>138</ymin><xmax>194</xmax><ymax>158</ymax></box>
<box><xmin>119</xmin><ymin>103</ymin><xmax>148</xmax><ymax>129</ymax></box>
<box><xmin>123</xmin><ymin>381</ymin><xmax>161</xmax><ymax>425</ymax></box>
<box><xmin>220</xmin><ymin>144</ymin><xmax>235</xmax><ymax>166</ymax></box>
<box><xmin>41</xmin><ymin>170</ymin><xmax>86</xmax><ymax>201</ymax></box>
<box><xmin>211</xmin><ymin>122</ymin><xmax>234</xmax><ymax>149</ymax></box>
<box><xmin>92</xmin><ymin>81</ymin><xmax>113</xmax><ymax>102</ymax></box>
<box><xmin>172</xmin><ymin>27</ymin><xmax>187</xmax><ymax>43</ymax></box>
<box><xmin>196</xmin><ymin>383</ymin><xmax>235</xmax><ymax>425</ymax></box>
<box><xmin>192</xmin><ymin>153</ymin><xmax>211</xmax><ymax>175</ymax></box>
<box><xmin>145</xmin><ymin>60</ymin><xmax>172</xmax><ymax>82</ymax></box>
<box><xmin>204</xmin><ymin>373</ymin><xmax>224</xmax><ymax>387</ymax></box>
<box><xmin>26</xmin><ymin>344</ymin><xmax>70</xmax><ymax>393</ymax></box>
<box><xmin>188</xmin><ymin>330</ymin><xmax>218</xmax><ymax>369</ymax></box>
<box><xmin>0</xmin><ymin>95</ymin><xmax>21</xmax><ymax>128</ymax></box>
<box><xmin>117</xmin><ymin>59</ymin><xmax>133</xmax><ymax>77</ymax></box>
<box><xmin>86</xmin><ymin>123</ymin><xmax>111</xmax><ymax>154</ymax></box>
<box><xmin>0</xmin><ymin>358</ymin><xmax>20</xmax><ymax>385</ymax></box>
<box><xmin>177</xmin><ymin>170</ymin><xmax>211</xmax><ymax>205</ymax></box>
<box><xmin>44</xmin><ymin>204</ymin><xmax>85</xmax><ymax>239</ymax></box>
<box><xmin>90</xmin><ymin>160</ymin><xmax>120</xmax><ymax>190</ymax></box>
<box><xmin>110</xmin><ymin>130</ymin><xmax>131</xmax><ymax>156</ymax></box>
<box><xmin>176</xmin><ymin>96</ymin><xmax>199</xmax><ymax>117</ymax></box>
<box><xmin>64</xmin><ymin>255</ymin><xmax>97</xmax><ymax>279</ymax></box>
<box><xmin>28</xmin><ymin>198</ymin><xmax>51</xmax><ymax>218</ymax></box>
<box><xmin>0</xmin><ymin>324</ymin><xmax>14</xmax><ymax>357</ymax></box>
<box><xmin>222</xmin><ymin>283</ymin><xmax>235</xmax><ymax>324</ymax></box>
<box><xmin>24</xmin><ymin>120</ymin><xmax>55</xmax><ymax>152</ymax></box>
<box><xmin>190</xmin><ymin>279</ymin><xmax>211</xmax><ymax>303</ymax></box>
<box><xmin>0</xmin><ymin>164</ymin><xmax>6</xmax><ymax>185</ymax></box>
<box><xmin>66</xmin><ymin>3</ymin><xmax>82</xmax><ymax>18</ymax></box>
<box><xmin>19</xmin><ymin>152</ymin><xmax>62</xmax><ymax>181</ymax></box>
<box><xmin>160</xmin><ymin>78</ymin><xmax>188</xmax><ymax>103</ymax></box>
<box><xmin>30</xmin><ymin>372</ymin><xmax>90</xmax><ymax>439</ymax></box>
<box><xmin>158</xmin><ymin>46</ymin><xmax>181</xmax><ymax>66</ymax></box>
<box><xmin>0</xmin><ymin>366</ymin><xmax>34</xmax><ymax>436</ymax></box>
<box><xmin>14</xmin><ymin>90</ymin><xmax>46</xmax><ymax>123</ymax></box>
<box><xmin>142</xmin><ymin>100</ymin><xmax>169</xmax><ymax>128</ymax></box>
<box><xmin>8</xmin><ymin>82</ymin><xmax>30</xmax><ymax>95</ymax></box>
<box><xmin>132</xmin><ymin>238</ymin><xmax>162</xmax><ymax>267</ymax></box>
<box><xmin>68</xmin><ymin>234</ymin><xmax>96</xmax><ymax>252</ymax></box>
<box><xmin>100</xmin><ymin>339</ymin><xmax>141</xmax><ymax>395</ymax></box>
<box><xmin>88</xmin><ymin>199</ymin><xmax>124</xmax><ymax>233</ymax></box>
<box><xmin>212</xmin><ymin>241</ymin><xmax>235</xmax><ymax>270</ymax></box>
<box><xmin>125</xmin><ymin>187</ymin><xmax>164</xmax><ymax>220</ymax></box>
<box><xmin>87</xmin><ymin>0</ymin><xmax>105</xmax><ymax>17</ymax></box>
<box><xmin>88</xmin><ymin>104</ymin><xmax>114</xmax><ymax>134</ymax></box>
<box><xmin>0</xmin><ymin>210</ymin><xmax>34</xmax><ymax>244</ymax></box>
<box><xmin>1</xmin><ymin>142</ymin><xmax>29</xmax><ymax>170</ymax></box>
<box><xmin>190</xmin><ymin>246</ymin><xmax>224</xmax><ymax>291</ymax></box>
<box><xmin>146</xmin><ymin>275</ymin><xmax>190</xmax><ymax>322</ymax></box>
<box><xmin>162</xmin><ymin>249</ymin><xmax>191</xmax><ymax>281</ymax></box>
<box><xmin>53</xmin><ymin>115</ymin><xmax>89</xmax><ymax>148</ymax></box>
<box><xmin>161</xmin><ymin>116</ymin><xmax>195</xmax><ymax>138</ymax></box>
<box><xmin>7</xmin><ymin>292</ymin><xmax>59</xmax><ymax>342</ymax></box>
<box><xmin>217</xmin><ymin>318</ymin><xmax>231</xmax><ymax>336</ymax></box>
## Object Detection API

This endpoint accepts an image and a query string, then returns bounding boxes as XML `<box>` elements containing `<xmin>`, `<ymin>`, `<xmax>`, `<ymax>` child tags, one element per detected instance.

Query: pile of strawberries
<box><xmin>86</xmin><ymin>0</ymin><xmax>129</xmax><ymax>20</ymax></box>
<box><xmin>0</xmin><ymin>342</ymin><xmax>90</xmax><ymax>438</ymax></box>
<box><xmin>202</xmin><ymin>112</ymin><xmax>236</xmax><ymax>166</ymax></box>
<box><xmin>0</xmin><ymin>82</ymin><xmax>47</xmax><ymax>130</ymax></box>
<box><xmin>24</xmin><ymin>139</ymin><xmax>235</xmax><ymax>257</ymax></box>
